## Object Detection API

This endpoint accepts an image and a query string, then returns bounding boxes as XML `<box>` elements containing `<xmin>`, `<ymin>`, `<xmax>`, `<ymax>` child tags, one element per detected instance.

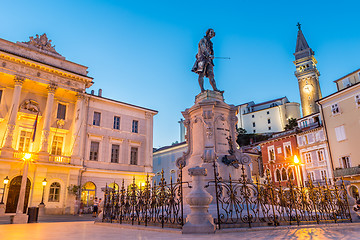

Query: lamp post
<box><xmin>293</xmin><ymin>155</ymin><xmax>302</xmax><ymax>186</ymax></box>
<box><xmin>40</xmin><ymin>178</ymin><xmax>47</xmax><ymax>205</ymax></box>
<box><xmin>0</xmin><ymin>176</ymin><xmax>9</xmax><ymax>204</ymax></box>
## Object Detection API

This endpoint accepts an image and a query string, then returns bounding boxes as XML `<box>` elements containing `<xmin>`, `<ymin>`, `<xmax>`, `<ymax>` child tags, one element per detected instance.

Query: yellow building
<box><xmin>318</xmin><ymin>69</ymin><xmax>360</xmax><ymax>199</ymax></box>
<box><xmin>0</xmin><ymin>34</ymin><xmax>157</xmax><ymax>214</ymax></box>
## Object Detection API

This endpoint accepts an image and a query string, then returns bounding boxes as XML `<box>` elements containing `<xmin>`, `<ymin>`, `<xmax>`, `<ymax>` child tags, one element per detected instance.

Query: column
<box><xmin>2</xmin><ymin>76</ymin><xmax>25</xmax><ymax>151</ymax></box>
<box><xmin>71</xmin><ymin>93</ymin><xmax>86</xmax><ymax>161</ymax></box>
<box><xmin>39</xmin><ymin>83</ymin><xmax>57</xmax><ymax>153</ymax></box>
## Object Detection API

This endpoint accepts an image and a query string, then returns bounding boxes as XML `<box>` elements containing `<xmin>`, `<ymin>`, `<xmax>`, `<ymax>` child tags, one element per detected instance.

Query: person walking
<box><xmin>92</xmin><ymin>197</ymin><xmax>99</xmax><ymax>217</ymax></box>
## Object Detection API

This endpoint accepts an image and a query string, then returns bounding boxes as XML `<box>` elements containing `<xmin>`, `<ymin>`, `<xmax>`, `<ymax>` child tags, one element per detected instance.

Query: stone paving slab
<box><xmin>0</xmin><ymin>214</ymin><xmax>94</xmax><ymax>224</ymax></box>
<box><xmin>1</xmin><ymin>221</ymin><xmax>360</xmax><ymax>240</ymax></box>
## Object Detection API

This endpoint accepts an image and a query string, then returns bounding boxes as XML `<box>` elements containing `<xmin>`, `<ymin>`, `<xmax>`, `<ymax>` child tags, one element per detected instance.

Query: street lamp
<box><xmin>0</xmin><ymin>176</ymin><xmax>9</xmax><ymax>204</ymax></box>
<box><xmin>293</xmin><ymin>155</ymin><xmax>302</xmax><ymax>186</ymax></box>
<box><xmin>40</xmin><ymin>178</ymin><xmax>47</xmax><ymax>205</ymax></box>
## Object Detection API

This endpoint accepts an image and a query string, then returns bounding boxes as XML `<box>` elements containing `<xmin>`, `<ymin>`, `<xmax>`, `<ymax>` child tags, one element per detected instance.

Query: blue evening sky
<box><xmin>1</xmin><ymin>1</ymin><xmax>360</xmax><ymax>148</ymax></box>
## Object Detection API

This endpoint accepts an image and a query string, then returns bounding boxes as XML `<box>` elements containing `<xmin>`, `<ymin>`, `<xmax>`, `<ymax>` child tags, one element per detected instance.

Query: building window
<box><xmin>111</xmin><ymin>144</ymin><xmax>119</xmax><ymax>163</ymax></box>
<box><xmin>320</xmin><ymin>170</ymin><xmax>327</xmax><ymax>180</ymax></box>
<box><xmin>355</xmin><ymin>95</ymin><xmax>360</xmax><ymax>106</ymax></box>
<box><xmin>268</xmin><ymin>146</ymin><xmax>275</xmax><ymax>161</ymax></box>
<box><xmin>253</xmin><ymin>130</ymin><xmax>256</xmax><ymax>133</ymax></box>
<box><xmin>93</xmin><ymin>112</ymin><xmax>101</xmax><ymax>126</ymax></box>
<box><xmin>0</xmin><ymin>89</ymin><xmax>3</xmax><ymax>104</ymax></box>
<box><xmin>284</xmin><ymin>143</ymin><xmax>292</xmax><ymax>158</ymax></box>
<box><xmin>268</xmin><ymin>126</ymin><xmax>271</xmax><ymax>130</ymax></box>
<box><xmin>334</xmin><ymin>126</ymin><xmax>346</xmax><ymax>142</ymax></box>
<box><xmin>342</xmin><ymin>78</ymin><xmax>351</xmax><ymax>88</ymax></box>
<box><xmin>288</xmin><ymin>168</ymin><xmax>295</xmax><ymax>180</ymax></box>
<box><xmin>51</xmin><ymin>136</ymin><xmax>63</xmax><ymax>155</ymax></box>
<box><xmin>130</xmin><ymin>147</ymin><xmax>138</xmax><ymax>165</ymax></box>
<box><xmin>252</xmin><ymin>122</ymin><xmax>256</xmax><ymax>127</ymax></box>
<box><xmin>305</xmin><ymin>152</ymin><xmax>312</xmax><ymax>163</ymax></box>
<box><xmin>281</xmin><ymin>168</ymin><xmax>287</xmax><ymax>181</ymax></box>
<box><xmin>132</xmin><ymin>120</ymin><xmax>138</xmax><ymax>133</ymax></box>
<box><xmin>331</xmin><ymin>104</ymin><xmax>340</xmax><ymax>115</ymax></box>
<box><xmin>48</xmin><ymin>182</ymin><xmax>61</xmax><ymax>202</ymax></box>
<box><xmin>301</xmin><ymin>120</ymin><xmax>308</xmax><ymax>128</ymax></box>
<box><xmin>268</xmin><ymin>119</ymin><xmax>271</xmax><ymax>124</ymax></box>
<box><xmin>308</xmin><ymin>172</ymin><xmax>315</xmax><ymax>181</ymax></box>
<box><xmin>252</xmin><ymin>115</ymin><xmax>254</xmax><ymax>118</ymax></box>
<box><xmin>317</xmin><ymin>150</ymin><xmax>325</xmax><ymax>162</ymax></box>
<box><xmin>113</xmin><ymin>116</ymin><xmax>120</xmax><ymax>130</ymax></box>
<box><xmin>89</xmin><ymin>141</ymin><xmax>99</xmax><ymax>161</ymax></box>
<box><xmin>18</xmin><ymin>130</ymin><xmax>32</xmax><ymax>152</ymax></box>
<box><xmin>56</xmin><ymin>103</ymin><xmax>66</xmax><ymax>120</ymax></box>
<box><xmin>275</xmin><ymin>169</ymin><xmax>281</xmax><ymax>182</ymax></box>
<box><xmin>267</xmin><ymin>111</ymin><xmax>269</xmax><ymax>115</ymax></box>
<box><xmin>340</xmin><ymin>156</ymin><xmax>351</xmax><ymax>168</ymax></box>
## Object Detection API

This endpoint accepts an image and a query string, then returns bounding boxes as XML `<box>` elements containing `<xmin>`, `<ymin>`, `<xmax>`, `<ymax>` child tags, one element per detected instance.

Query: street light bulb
<box><xmin>42</xmin><ymin>178</ymin><xmax>47</xmax><ymax>186</ymax></box>
<box><xmin>23</xmin><ymin>153</ymin><xmax>32</xmax><ymax>160</ymax></box>
<box><xmin>3</xmin><ymin>176</ymin><xmax>9</xmax><ymax>185</ymax></box>
<box><xmin>294</xmin><ymin>155</ymin><xmax>300</xmax><ymax>164</ymax></box>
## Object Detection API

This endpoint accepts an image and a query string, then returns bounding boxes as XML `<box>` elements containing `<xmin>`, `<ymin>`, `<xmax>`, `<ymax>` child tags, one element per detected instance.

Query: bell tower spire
<box><xmin>294</xmin><ymin>23</ymin><xmax>322</xmax><ymax>116</ymax></box>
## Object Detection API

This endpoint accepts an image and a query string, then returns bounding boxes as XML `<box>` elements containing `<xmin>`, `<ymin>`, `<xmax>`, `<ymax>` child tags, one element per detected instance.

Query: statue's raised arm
<box><xmin>191</xmin><ymin>28</ymin><xmax>221</xmax><ymax>93</ymax></box>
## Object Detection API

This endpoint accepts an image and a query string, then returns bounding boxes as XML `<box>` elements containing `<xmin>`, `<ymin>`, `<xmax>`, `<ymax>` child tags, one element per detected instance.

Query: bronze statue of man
<box><xmin>192</xmin><ymin>28</ymin><xmax>220</xmax><ymax>92</ymax></box>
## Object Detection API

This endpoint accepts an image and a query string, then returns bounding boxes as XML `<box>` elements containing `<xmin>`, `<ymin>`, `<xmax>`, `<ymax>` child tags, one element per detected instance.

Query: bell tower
<box><xmin>294</xmin><ymin>23</ymin><xmax>322</xmax><ymax>117</ymax></box>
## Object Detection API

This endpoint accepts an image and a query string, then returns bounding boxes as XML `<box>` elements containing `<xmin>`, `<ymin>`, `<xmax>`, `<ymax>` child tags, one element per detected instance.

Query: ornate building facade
<box><xmin>0</xmin><ymin>34</ymin><xmax>157</xmax><ymax>214</ymax></box>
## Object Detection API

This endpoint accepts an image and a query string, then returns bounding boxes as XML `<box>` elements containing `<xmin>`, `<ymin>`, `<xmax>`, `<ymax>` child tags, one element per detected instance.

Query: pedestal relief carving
<box><xmin>3</xmin><ymin>124</ymin><xmax>16</xmax><ymax>148</ymax></box>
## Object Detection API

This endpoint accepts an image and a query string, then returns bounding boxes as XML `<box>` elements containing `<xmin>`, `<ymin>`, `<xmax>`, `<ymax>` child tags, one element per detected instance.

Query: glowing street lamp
<box><xmin>40</xmin><ymin>178</ymin><xmax>47</xmax><ymax>205</ymax></box>
<box><xmin>293</xmin><ymin>155</ymin><xmax>302</xmax><ymax>186</ymax></box>
<box><xmin>0</xmin><ymin>176</ymin><xmax>9</xmax><ymax>204</ymax></box>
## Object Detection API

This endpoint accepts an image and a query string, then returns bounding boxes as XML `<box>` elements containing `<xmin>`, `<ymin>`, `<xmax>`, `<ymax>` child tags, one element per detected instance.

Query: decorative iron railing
<box><xmin>102</xmin><ymin>168</ymin><xmax>186</xmax><ymax>228</ymax></box>
<box><xmin>49</xmin><ymin>154</ymin><xmax>71</xmax><ymax>164</ymax></box>
<box><xmin>206</xmin><ymin>162</ymin><xmax>352</xmax><ymax>229</ymax></box>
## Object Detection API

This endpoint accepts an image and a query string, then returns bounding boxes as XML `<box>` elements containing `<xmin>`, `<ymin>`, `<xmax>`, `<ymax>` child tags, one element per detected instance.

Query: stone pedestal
<box><xmin>12</xmin><ymin>214</ymin><xmax>28</xmax><ymax>224</ymax></box>
<box><xmin>337</xmin><ymin>180</ymin><xmax>360</xmax><ymax>222</ymax></box>
<box><xmin>177</xmin><ymin>90</ymin><xmax>252</xmax><ymax>187</ymax></box>
<box><xmin>0</xmin><ymin>203</ymin><xmax>5</xmax><ymax>215</ymax></box>
<box><xmin>38</xmin><ymin>203</ymin><xmax>45</xmax><ymax>216</ymax></box>
<box><xmin>182</xmin><ymin>167</ymin><xmax>215</xmax><ymax>234</ymax></box>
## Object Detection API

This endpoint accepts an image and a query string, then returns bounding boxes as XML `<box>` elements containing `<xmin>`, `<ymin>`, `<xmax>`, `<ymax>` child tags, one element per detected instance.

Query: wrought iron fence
<box><xmin>102</xmin><ymin>168</ymin><xmax>185</xmax><ymax>228</ymax></box>
<box><xmin>206</xmin><ymin>162</ymin><xmax>352</xmax><ymax>229</ymax></box>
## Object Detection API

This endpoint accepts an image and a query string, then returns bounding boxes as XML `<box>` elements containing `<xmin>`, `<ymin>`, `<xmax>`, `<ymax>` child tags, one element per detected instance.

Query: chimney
<box><xmin>91</xmin><ymin>90</ymin><xmax>95</xmax><ymax>95</ymax></box>
<box><xmin>98</xmin><ymin>89</ymin><xmax>102</xmax><ymax>97</ymax></box>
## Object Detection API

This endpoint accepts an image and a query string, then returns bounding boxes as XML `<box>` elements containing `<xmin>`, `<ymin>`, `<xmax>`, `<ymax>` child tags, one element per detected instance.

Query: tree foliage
<box><xmin>284</xmin><ymin>118</ymin><xmax>298</xmax><ymax>130</ymax></box>
<box><xmin>236</xmin><ymin>128</ymin><xmax>271</xmax><ymax>147</ymax></box>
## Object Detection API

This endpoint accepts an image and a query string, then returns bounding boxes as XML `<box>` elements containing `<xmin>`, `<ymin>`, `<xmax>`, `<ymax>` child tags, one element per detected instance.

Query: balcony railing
<box><xmin>13</xmin><ymin>151</ymin><xmax>39</xmax><ymax>160</ymax></box>
<box><xmin>49</xmin><ymin>155</ymin><xmax>71</xmax><ymax>164</ymax></box>
<box><xmin>334</xmin><ymin>167</ymin><xmax>360</xmax><ymax>177</ymax></box>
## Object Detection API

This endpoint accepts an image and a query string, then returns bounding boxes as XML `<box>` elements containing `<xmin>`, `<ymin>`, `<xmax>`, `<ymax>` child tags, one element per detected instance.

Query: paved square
<box><xmin>0</xmin><ymin>221</ymin><xmax>360</xmax><ymax>240</ymax></box>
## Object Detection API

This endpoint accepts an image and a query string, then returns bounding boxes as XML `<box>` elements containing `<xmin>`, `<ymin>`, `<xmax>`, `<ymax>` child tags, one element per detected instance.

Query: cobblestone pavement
<box><xmin>1</xmin><ymin>222</ymin><xmax>360</xmax><ymax>240</ymax></box>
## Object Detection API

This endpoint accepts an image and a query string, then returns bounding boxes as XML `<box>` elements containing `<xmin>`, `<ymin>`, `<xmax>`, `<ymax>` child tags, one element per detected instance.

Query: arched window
<box><xmin>108</xmin><ymin>183</ymin><xmax>119</xmax><ymax>191</ymax></box>
<box><xmin>281</xmin><ymin>168</ymin><xmax>288</xmax><ymax>181</ymax></box>
<box><xmin>350</xmin><ymin>185</ymin><xmax>359</xmax><ymax>200</ymax></box>
<box><xmin>288</xmin><ymin>168</ymin><xmax>295</xmax><ymax>180</ymax></box>
<box><xmin>48</xmin><ymin>182</ymin><xmax>61</xmax><ymax>202</ymax></box>
<box><xmin>275</xmin><ymin>169</ymin><xmax>281</xmax><ymax>182</ymax></box>
<box><xmin>81</xmin><ymin>182</ymin><xmax>96</xmax><ymax>206</ymax></box>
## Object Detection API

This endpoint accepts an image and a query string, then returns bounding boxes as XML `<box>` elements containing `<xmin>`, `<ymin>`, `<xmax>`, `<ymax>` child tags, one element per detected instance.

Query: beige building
<box><xmin>0</xmin><ymin>34</ymin><xmax>157</xmax><ymax>215</ymax></box>
<box><xmin>318</xmin><ymin>69</ymin><xmax>360</xmax><ymax>199</ymax></box>
<box><xmin>237</xmin><ymin>97</ymin><xmax>300</xmax><ymax>134</ymax></box>
<box><xmin>296</xmin><ymin>113</ymin><xmax>333</xmax><ymax>185</ymax></box>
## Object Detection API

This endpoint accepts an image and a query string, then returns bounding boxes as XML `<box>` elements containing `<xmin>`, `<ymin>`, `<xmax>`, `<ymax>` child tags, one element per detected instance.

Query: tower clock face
<box><xmin>303</xmin><ymin>84</ymin><xmax>313</xmax><ymax>93</ymax></box>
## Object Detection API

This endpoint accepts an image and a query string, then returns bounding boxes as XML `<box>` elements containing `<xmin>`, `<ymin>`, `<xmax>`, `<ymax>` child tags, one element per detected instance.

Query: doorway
<box><xmin>5</xmin><ymin>176</ymin><xmax>31</xmax><ymax>213</ymax></box>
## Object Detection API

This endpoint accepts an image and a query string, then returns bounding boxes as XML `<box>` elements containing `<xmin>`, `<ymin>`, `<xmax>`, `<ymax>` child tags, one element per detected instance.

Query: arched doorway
<box><xmin>81</xmin><ymin>182</ymin><xmax>96</xmax><ymax>207</ymax></box>
<box><xmin>349</xmin><ymin>185</ymin><xmax>359</xmax><ymax>200</ymax></box>
<box><xmin>5</xmin><ymin>176</ymin><xmax>31</xmax><ymax>213</ymax></box>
